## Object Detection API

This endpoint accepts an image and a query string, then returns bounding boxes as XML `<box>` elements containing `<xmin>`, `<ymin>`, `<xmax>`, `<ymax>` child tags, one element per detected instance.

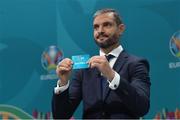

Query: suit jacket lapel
<box><xmin>104</xmin><ymin>50</ymin><xmax>129</xmax><ymax>101</ymax></box>
<box><xmin>113</xmin><ymin>50</ymin><xmax>128</xmax><ymax>72</ymax></box>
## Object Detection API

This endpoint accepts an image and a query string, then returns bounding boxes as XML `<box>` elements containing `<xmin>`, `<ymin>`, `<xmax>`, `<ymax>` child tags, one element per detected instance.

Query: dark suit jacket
<box><xmin>52</xmin><ymin>51</ymin><xmax>151</xmax><ymax>119</ymax></box>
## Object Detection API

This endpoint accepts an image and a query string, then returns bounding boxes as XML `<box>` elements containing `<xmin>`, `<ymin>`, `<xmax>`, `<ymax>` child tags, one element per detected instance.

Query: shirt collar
<box><xmin>99</xmin><ymin>45</ymin><xmax>123</xmax><ymax>58</ymax></box>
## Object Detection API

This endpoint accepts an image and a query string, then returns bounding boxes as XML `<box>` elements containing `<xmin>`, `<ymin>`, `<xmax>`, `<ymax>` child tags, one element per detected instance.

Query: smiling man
<box><xmin>52</xmin><ymin>8</ymin><xmax>151</xmax><ymax>119</ymax></box>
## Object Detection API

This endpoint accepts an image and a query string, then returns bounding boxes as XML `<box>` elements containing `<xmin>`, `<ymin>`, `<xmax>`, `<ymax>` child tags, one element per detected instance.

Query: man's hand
<box><xmin>88</xmin><ymin>56</ymin><xmax>115</xmax><ymax>81</ymax></box>
<box><xmin>56</xmin><ymin>58</ymin><xmax>73</xmax><ymax>86</ymax></box>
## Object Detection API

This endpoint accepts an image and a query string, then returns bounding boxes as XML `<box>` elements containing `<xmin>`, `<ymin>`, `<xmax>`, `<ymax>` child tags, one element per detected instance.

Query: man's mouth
<box><xmin>97</xmin><ymin>35</ymin><xmax>108</xmax><ymax>40</ymax></box>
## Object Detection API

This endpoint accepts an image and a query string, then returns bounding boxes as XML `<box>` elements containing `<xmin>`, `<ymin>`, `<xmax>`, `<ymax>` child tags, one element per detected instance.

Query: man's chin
<box><xmin>96</xmin><ymin>42</ymin><xmax>109</xmax><ymax>48</ymax></box>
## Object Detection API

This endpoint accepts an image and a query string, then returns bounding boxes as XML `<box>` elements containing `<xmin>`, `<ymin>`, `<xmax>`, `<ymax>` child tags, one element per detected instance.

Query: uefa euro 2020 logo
<box><xmin>41</xmin><ymin>46</ymin><xmax>63</xmax><ymax>75</ymax></box>
<box><xmin>169</xmin><ymin>31</ymin><xmax>180</xmax><ymax>59</ymax></box>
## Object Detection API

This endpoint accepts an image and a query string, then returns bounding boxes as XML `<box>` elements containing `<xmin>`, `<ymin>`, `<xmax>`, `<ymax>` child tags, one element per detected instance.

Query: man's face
<box><xmin>93</xmin><ymin>13</ymin><xmax>124</xmax><ymax>48</ymax></box>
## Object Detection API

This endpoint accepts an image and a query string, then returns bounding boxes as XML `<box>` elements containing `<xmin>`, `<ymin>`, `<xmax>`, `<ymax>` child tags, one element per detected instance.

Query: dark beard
<box><xmin>94</xmin><ymin>35</ymin><xmax>119</xmax><ymax>49</ymax></box>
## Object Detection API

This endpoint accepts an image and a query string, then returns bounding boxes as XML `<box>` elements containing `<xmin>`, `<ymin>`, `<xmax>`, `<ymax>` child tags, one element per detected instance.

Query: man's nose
<box><xmin>98</xmin><ymin>26</ymin><xmax>105</xmax><ymax>34</ymax></box>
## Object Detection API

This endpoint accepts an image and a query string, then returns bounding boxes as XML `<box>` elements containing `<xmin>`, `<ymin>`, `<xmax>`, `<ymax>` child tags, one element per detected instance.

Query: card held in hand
<box><xmin>72</xmin><ymin>54</ymin><xmax>90</xmax><ymax>69</ymax></box>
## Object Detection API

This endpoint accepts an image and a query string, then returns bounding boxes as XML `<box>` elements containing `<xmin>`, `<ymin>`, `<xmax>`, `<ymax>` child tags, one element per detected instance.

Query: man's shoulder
<box><xmin>123</xmin><ymin>51</ymin><xmax>150</xmax><ymax>71</ymax></box>
<box><xmin>122</xmin><ymin>51</ymin><xmax>148</xmax><ymax>62</ymax></box>
<box><xmin>122</xmin><ymin>51</ymin><xmax>149</xmax><ymax>68</ymax></box>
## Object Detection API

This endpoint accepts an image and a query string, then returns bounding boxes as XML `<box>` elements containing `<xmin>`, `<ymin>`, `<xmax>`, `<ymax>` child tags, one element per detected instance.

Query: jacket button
<box><xmin>102</xmin><ymin>112</ymin><xmax>105</xmax><ymax>116</ymax></box>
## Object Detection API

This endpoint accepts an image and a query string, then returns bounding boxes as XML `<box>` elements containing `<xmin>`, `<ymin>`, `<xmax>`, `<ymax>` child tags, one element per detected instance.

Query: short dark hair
<box><xmin>93</xmin><ymin>8</ymin><xmax>123</xmax><ymax>25</ymax></box>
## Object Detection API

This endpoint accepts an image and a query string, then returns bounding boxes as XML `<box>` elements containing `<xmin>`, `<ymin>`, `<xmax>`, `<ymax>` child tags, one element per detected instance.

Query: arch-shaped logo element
<box><xmin>0</xmin><ymin>104</ymin><xmax>33</xmax><ymax>119</ymax></box>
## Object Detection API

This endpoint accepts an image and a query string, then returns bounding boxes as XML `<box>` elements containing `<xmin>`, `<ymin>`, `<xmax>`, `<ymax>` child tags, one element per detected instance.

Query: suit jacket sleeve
<box><xmin>52</xmin><ymin>70</ymin><xmax>83</xmax><ymax>119</ymax></box>
<box><xmin>115</xmin><ymin>58</ymin><xmax>150</xmax><ymax>117</ymax></box>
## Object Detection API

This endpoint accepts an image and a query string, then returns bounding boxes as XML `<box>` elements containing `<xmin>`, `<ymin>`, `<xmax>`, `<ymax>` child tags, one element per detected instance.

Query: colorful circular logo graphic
<box><xmin>41</xmin><ymin>46</ymin><xmax>63</xmax><ymax>73</ymax></box>
<box><xmin>169</xmin><ymin>31</ymin><xmax>180</xmax><ymax>58</ymax></box>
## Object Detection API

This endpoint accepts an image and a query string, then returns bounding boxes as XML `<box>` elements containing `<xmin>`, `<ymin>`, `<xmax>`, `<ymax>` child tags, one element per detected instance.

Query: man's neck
<box><xmin>100</xmin><ymin>43</ymin><xmax>120</xmax><ymax>54</ymax></box>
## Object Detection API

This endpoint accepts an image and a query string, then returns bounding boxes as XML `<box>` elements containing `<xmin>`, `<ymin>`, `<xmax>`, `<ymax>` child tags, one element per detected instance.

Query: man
<box><xmin>52</xmin><ymin>8</ymin><xmax>151</xmax><ymax>119</ymax></box>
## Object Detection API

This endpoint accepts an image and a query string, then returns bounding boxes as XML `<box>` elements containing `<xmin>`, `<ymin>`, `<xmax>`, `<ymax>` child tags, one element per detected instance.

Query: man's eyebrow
<box><xmin>93</xmin><ymin>24</ymin><xmax>98</xmax><ymax>26</ymax></box>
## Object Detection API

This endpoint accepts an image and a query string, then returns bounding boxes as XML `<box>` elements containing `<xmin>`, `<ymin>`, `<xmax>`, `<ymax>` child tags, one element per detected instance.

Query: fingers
<box><xmin>89</xmin><ymin>62</ymin><xmax>100</xmax><ymax>68</ymax></box>
<box><xmin>58</xmin><ymin>58</ymin><xmax>73</xmax><ymax>66</ymax></box>
<box><xmin>57</xmin><ymin>58</ymin><xmax>73</xmax><ymax>73</ymax></box>
<box><xmin>88</xmin><ymin>56</ymin><xmax>107</xmax><ymax>68</ymax></box>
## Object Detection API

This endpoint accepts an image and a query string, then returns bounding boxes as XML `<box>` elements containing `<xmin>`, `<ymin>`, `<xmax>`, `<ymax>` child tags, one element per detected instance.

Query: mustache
<box><xmin>97</xmin><ymin>33</ymin><xmax>109</xmax><ymax>39</ymax></box>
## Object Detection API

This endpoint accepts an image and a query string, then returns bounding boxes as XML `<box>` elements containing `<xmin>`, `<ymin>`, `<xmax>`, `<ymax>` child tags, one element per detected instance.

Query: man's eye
<box><xmin>104</xmin><ymin>22</ymin><xmax>112</xmax><ymax>27</ymax></box>
<box><xmin>94</xmin><ymin>25</ymin><xmax>99</xmax><ymax>30</ymax></box>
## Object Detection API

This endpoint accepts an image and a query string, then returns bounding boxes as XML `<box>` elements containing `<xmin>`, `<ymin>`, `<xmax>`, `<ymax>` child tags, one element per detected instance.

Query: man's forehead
<box><xmin>95</xmin><ymin>12</ymin><xmax>114</xmax><ymax>19</ymax></box>
<box><xmin>93</xmin><ymin>13</ymin><xmax>114</xmax><ymax>23</ymax></box>
<box><xmin>106</xmin><ymin>12</ymin><xmax>114</xmax><ymax>17</ymax></box>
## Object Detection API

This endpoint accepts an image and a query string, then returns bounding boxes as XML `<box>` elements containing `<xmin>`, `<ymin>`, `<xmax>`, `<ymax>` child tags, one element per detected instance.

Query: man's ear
<box><xmin>118</xmin><ymin>24</ymin><xmax>125</xmax><ymax>35</ymax></box>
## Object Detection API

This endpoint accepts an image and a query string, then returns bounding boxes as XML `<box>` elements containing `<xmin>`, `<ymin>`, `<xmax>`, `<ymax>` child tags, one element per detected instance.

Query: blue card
<box><xmin>72</xmin><ymin>54</ymin><xmax>90</xmax><ymax>69</ymax></box>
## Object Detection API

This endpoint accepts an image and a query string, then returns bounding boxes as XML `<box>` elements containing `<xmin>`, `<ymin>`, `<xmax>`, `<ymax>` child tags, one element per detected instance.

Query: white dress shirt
<box><xmin>54</xmin><ymin>45</ymin><xmax>123</xmax><ymax>94</ymax></box>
